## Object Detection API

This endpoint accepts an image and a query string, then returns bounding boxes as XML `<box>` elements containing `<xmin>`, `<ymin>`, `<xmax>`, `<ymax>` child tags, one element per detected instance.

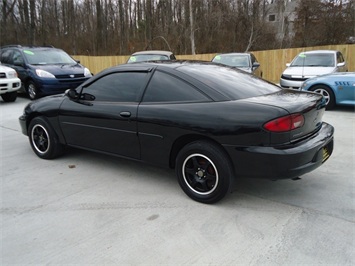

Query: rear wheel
<box><xmin>176</xmin><ymin>141</ymin><xmax>233</xmax><ymax>204</ymax></box>
<box><xmin>27</xmin><ymin>81</ymin><xmax>38</xmax><ymax>100</ymax></box>
<box><xmin>311</xmin><ymin>85</ymin><xmax>335</xmax><ymax>110</ymax></box>
<box><xmin>28</xmin><ymin>117</ymin><xmax>65</xmax><ymax>159</ymax></box>
<box><xmin>1</xmin><ymin>91</ymin><xmax>17</xmax><ymax>102</ymax></box>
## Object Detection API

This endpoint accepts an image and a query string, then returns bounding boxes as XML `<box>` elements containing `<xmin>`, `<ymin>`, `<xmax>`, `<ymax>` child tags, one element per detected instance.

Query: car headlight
<box><xmin>300</xmin><ymin>82</ymin><xmax>308</xmax><ymax>90</ymax></box>
<box><xmin>84</xmin><ymin>68</ymin><xmax>92</xmax><ymax>77</ymax></box>
<box><xmin>35</xmin><ymin>69</ymin><xmax>55</xmax><ymax>78</ymax></box>
<box><xmin>281</xmin><ymin>74</ymin><xmax>292</xmax><ymax>79</ymax></box>
<box><xmin>7</xmin><ymin>71</ymin><xmax>18</xmax><ymax>78</ymax></box>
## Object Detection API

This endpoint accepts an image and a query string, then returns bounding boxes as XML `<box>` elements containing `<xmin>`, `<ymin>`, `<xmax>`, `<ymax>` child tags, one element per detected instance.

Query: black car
<box><xmin>0</xmin><ymin>45</ymin><xmax>92</xmax><ymax>100</ymax></box>
<box><xmin>19</xmin><ymin>61</ymin><xmax>334</xmax><ymax>203</ymax></box>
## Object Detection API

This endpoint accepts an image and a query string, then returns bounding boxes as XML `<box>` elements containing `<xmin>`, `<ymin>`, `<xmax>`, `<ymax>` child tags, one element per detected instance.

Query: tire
<box><xmin>176</xmin><ymin>140</ymin><xmax>234</xmax><ymax>204</ymax></box>
<box><xmin>27</xmin><ymin>81</ymin><xmax>39</xmax><ymax>100</ymax></box>
<box><xmin>311</xmin><ymin>85</ymin><xmax>335</xmax><ymax>110</ymax></box>
<box><xmin>1</xmin><ymin>91</ymin><xmax>17</xmax><ymax>102</ymax></box>
<box><xmin>28</xmin><ymin>117</ymin><xmax>65</xmax><ymax>159</ymax></box>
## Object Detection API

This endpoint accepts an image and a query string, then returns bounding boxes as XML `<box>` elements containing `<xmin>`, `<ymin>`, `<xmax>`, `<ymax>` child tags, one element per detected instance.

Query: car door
<box><xmin>9</xmin><ymin>50</ymin><xmax>28</xmax><ymax>82</ymax></box>
<box><xmin>59</xmin><ymin>70</ymin><xmax>151</xmax><ymax>159</ymax></box>
<box><xmin>137</xmin><ymin>69</ymin><xmax>212</xmax><ymax>166</ymax></box>
<box><xmin>335</xmin><ymin>75</ymin><xmax>355</xmax><ymax>104</ymax></box>
<box><xmin>336</xmin><ymin>52</ymin><xmax>347</xmax><ymax>72</ymax></box>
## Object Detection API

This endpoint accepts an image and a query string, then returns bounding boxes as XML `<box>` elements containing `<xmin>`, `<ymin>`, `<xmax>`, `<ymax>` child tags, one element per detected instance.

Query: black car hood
<box><xmin>25</xmin><ymin>94</ymin><xmax>66</xmax><ymax>116</ymax></box>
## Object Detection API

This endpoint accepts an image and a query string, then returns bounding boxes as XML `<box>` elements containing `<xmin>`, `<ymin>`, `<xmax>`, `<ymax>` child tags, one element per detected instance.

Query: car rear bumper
<box><xmin>223</xmin><ymin>122</ymin><xmax>334</xmax><ymax>180</ymax></box>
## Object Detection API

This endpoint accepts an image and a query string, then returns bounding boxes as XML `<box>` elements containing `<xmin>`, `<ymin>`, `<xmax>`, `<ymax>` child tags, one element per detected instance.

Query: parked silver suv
<box><xmin>280</xmin><ymin>50</ymin><xmax>347</xmax><ymax>89</ymax></box>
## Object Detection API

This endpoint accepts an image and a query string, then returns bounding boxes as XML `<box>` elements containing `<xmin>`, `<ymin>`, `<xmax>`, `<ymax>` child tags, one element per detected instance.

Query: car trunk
<box><xmin>246</xmin><ymin>89</ymin><xmax>326</xmax><ymax>144</ymax></box>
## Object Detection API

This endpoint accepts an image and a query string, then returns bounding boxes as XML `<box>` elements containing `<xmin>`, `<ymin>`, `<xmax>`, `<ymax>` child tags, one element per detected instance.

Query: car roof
<box><xmin>215</xmin><ymin>53</ymin><xmax>252</xmax><ymax>56</ymax></box>
<box><xmin>114</xmin><ymin>60</ymin><xmax>214</xmax><ymax>70</ymax></box>
<box><xmin>1</xmin><ymin>45</ymin><xmax>60</xmax><ymax>52</ymax></box>
<box><xmin>2</xmin><ymin>45</ymin><xmax>54</xmax><ymax>48</ymax></box>
<box><xmin>300</xmin><ymin>50</ymin><xmax>338</xmax><ymax>54</ymax></box>
<box><xmin>131</xmin><ymin>50</ymin><xmax>174</xmax><ymax>56</ymax></box>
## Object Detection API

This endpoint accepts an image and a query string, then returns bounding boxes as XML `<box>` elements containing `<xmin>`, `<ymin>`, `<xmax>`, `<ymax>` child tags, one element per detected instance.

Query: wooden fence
<box><xmin>74</xmin><ymin>44</ymin><xmax>355</xmax><ymax>84</ymax></box>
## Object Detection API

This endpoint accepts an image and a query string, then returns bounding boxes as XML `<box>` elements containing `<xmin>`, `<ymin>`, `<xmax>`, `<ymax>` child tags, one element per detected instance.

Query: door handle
<box><xmin>120</xmin><ymin>111</ymin><xmax>131</xmax><ymax>118</ymax></box>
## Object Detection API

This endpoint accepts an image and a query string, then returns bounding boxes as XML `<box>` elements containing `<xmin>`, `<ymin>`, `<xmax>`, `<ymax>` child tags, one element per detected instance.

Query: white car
<box><xmin>0</xmin><ymin>64</ymin><xmax>21</xmax><ymax>102</ymax></box>
<box><xmin>280</xmin><ymin>50</ymin><xmax>348</xmax><ymax>90</ymax></box>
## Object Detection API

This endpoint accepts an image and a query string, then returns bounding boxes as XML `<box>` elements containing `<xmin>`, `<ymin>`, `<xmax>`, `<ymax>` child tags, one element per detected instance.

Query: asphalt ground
<box><xmin>1</xmin><ymin>95</ymin><xmax>354</xmax><ymax>265</ymax></box>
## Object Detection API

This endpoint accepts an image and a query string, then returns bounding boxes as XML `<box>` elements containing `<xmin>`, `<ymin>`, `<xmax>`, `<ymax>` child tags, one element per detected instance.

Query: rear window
<box><xmin>128</xmin><ymin>54</ymin><xmax>169</xmax><ymax>63</ymax></box>
<box><xmin>177</xmin><ymin>64</ymin><xmax>280</xmax><ymax>100</ymax></box>
<box><xmin>212</xmin><ymin>54</ymin><xmax>250</xmax><ymax>67</ymax></box>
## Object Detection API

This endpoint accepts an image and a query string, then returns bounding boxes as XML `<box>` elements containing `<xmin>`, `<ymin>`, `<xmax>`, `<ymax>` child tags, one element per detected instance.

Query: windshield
<box><xmin>23</xmin><ymin>49</ymin><xmax>77</xmax><ymax>65</ymax></box>
<box><xmin>291</xmin><ymin>53</ymin><xmax>335</xmax><ymax>67</ymax></box>
<box><xmin>178</xmin><ymin>64</ymin><xmax>280</xmax><ymax>100</ymax></box>
<box><xmin>212</xmin><ymin>54</ymin><xmax>250</xmax><ymax>68</ymax></box>
<box><xmin>128</xmin><ymin>54</ymin><xmax>169</xmax><ymax>63</ymax></box>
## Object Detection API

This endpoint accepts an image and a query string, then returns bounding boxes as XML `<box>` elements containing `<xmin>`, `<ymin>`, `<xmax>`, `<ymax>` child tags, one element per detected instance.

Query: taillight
<box><xmin>263</xmin><ymin>114</ymin><xmax>304</xmax><ymax>132</ymax></box>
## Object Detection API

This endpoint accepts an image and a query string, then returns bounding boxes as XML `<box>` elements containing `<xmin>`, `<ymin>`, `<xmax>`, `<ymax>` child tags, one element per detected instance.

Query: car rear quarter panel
<box><xmin>137</xmin><ymin>100</ymin><xmax>288</xmax><ymax>167</ymax></box>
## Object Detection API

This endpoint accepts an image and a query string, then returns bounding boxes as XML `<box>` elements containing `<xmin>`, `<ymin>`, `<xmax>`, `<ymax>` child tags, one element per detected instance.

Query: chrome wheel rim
<box><xmin>314</xmin><ymin>88</ymin><xmax>330</xmax><ymax>105</ymax></box>
<box><xmin>28</xmin><ymin>83</ymin><xmax>36</xmax><ymax>99</ymax></box>
<box><xmin>182</xmin><ymin>153</ymin><xmax>218</xmax><ymax>195</ymax></box>
<box><xmin>31</xmin><ymin>124</ymin><xmax>50</xmax><ymax>154</ymax></box>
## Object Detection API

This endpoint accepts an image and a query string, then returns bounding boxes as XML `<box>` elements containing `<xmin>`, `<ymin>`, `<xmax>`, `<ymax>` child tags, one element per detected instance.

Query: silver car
<box><xmin>211</xmin><ymin>52</ymin><xmax>263</xmax><ymax>78</ymax></box>
<box><xmin>127</xmin><ymin>50</ymin><xmax>176</xmax><ymax>63</ymax></box>
<box><xmin>280</xmin><ymin>50</ymin><xmax>347</xmax><ymax>89</ymax></box>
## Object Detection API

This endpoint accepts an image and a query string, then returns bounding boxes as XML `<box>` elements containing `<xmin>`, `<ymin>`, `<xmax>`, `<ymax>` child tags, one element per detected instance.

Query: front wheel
<box><xmin>311</xmin><ymin>85</ymin><xmax>335</xmax><ymax>110</ymax></box>
<box><xmin>27</xmin><ymin>81</ymin><xmax>39</xmax><ymax>100</ymax></box>
<box><xmin>28</xmin><ymin>117</ymin><xmax>65</xmax><ymax>159</ymax></box>
<box><xmin>176</xmin><ymin>141</ymin><xmax>234</xmax><ymax>204</ymax></box>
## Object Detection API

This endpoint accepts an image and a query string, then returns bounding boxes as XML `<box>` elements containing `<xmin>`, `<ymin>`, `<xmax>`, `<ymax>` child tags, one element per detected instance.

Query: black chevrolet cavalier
<box><xmin>19</xmin><ymin>61</ymin><xmax>334</xmax><ymax>203</ymax></box>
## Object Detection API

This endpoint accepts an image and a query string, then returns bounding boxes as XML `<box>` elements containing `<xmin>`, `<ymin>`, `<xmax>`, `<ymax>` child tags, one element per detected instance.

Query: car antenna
<box><xmin>300</xmin><ymin>49</ymin><xmax>306</xmax><ymax>78</ymax></box>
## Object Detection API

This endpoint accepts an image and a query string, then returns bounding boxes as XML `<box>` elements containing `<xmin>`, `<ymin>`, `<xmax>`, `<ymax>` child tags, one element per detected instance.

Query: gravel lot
<box><xmin>1</xmin><ymin>95</ymin><xmax>354</xmax><ymax>265</ymax></box>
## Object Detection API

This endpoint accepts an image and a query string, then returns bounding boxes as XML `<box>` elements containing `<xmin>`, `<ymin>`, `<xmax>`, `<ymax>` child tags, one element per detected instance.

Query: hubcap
<box><xmin>28</xmin><ymin>84</ymin><xmax>36</xmax><ymax>99</ymax></box>
<box><xmin>182</xmin><ymin>153</ymin><xmax>218</xmax><ymax>195</ymax></box>
<box><xmin>31</xmin><ymin>124</ymin><xmax>50</xmax><ymax>154</ymax></box>
<box><xmin>314</xmin><ymin>88</ymin><xmax>330</xmax><ymax>105</ymax></box>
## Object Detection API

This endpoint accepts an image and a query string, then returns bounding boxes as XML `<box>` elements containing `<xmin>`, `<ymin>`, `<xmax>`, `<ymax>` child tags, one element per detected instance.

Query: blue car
<box><xmin>0</xmin><ymin>45</ymin><xmax>92</xmax><ymax>100</ymax></box>
<box><xmin>300</xmin><ymin>72</ymin><xmax>355</xmax><ymax>109</ymax></box>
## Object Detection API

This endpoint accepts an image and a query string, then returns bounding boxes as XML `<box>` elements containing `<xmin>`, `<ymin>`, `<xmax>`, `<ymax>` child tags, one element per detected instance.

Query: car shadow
<box><xmin>327</xmin><ymin>105</ymin><xmax>354</xmax><ymax>113</ymax></box>
<box><xmin>55</xmin><ymin>147</ymin><xmax>316</xmax><ymax>206</ymax></box>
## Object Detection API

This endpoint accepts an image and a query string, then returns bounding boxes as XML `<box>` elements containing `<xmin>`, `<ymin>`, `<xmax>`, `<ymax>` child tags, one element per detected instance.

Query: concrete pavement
<box><xmin>1</xmin><ymin>96</ymin><xmax>354</xmax><ymax>265</ymax></box>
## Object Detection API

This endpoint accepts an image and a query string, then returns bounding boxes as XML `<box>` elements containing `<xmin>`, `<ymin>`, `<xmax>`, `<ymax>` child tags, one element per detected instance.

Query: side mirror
<box><xmin>66</xmin><ymin>88</ymin><xmax>79</xmax><ymax>100</ymax></box>
<box><xmin>81</xmin><ymin>93</ymin><xmax>95</xmax><ymax>101</ymax></box>
<box><xmin>337</xmin><ymin>62</ymin><xmax>345</xmax><ymax>67</ymax></box>
<box><xmin>14</xmin><ymin>61</ymin><xmax>24</xmax><ymax>67</ymax></box>
<box><xmin>286</xmin><ymin>63</ymin><xmax>291</xmax><ymax>67</ymax></box>
<box><xmin>252</xmin><ymin>62</ymin><xmax>260</xmax><ymax>69</ymax></box>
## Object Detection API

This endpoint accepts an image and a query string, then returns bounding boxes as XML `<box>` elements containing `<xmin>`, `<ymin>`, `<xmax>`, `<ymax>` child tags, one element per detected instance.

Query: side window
<box><xmin>82</xmin><ymin>72</ymin><xmax>148</xmax><ymax>102</ymax></box>
<box><xmin>337</xmin><ymin>52</ymin><xmax>344</xmax><ymax>64</ymax></box>
<box><xmin>0</xmin><ymin>49</ymin><xmax>13</xmax><ymax>64</ymax></box>
<box><xmin>143</xmin><ymin>70</ymin><xmax>210</xmax><ymax>103</ymax></box>
<box><xmin>13</xmin><ymin>51</ymin><xmax>24</xmax><ymax>65</ymax></box>
<box><xmin>251</xmin><ymin>54</ymin><xmax>255</xmax><ymax>64</ymax></box>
